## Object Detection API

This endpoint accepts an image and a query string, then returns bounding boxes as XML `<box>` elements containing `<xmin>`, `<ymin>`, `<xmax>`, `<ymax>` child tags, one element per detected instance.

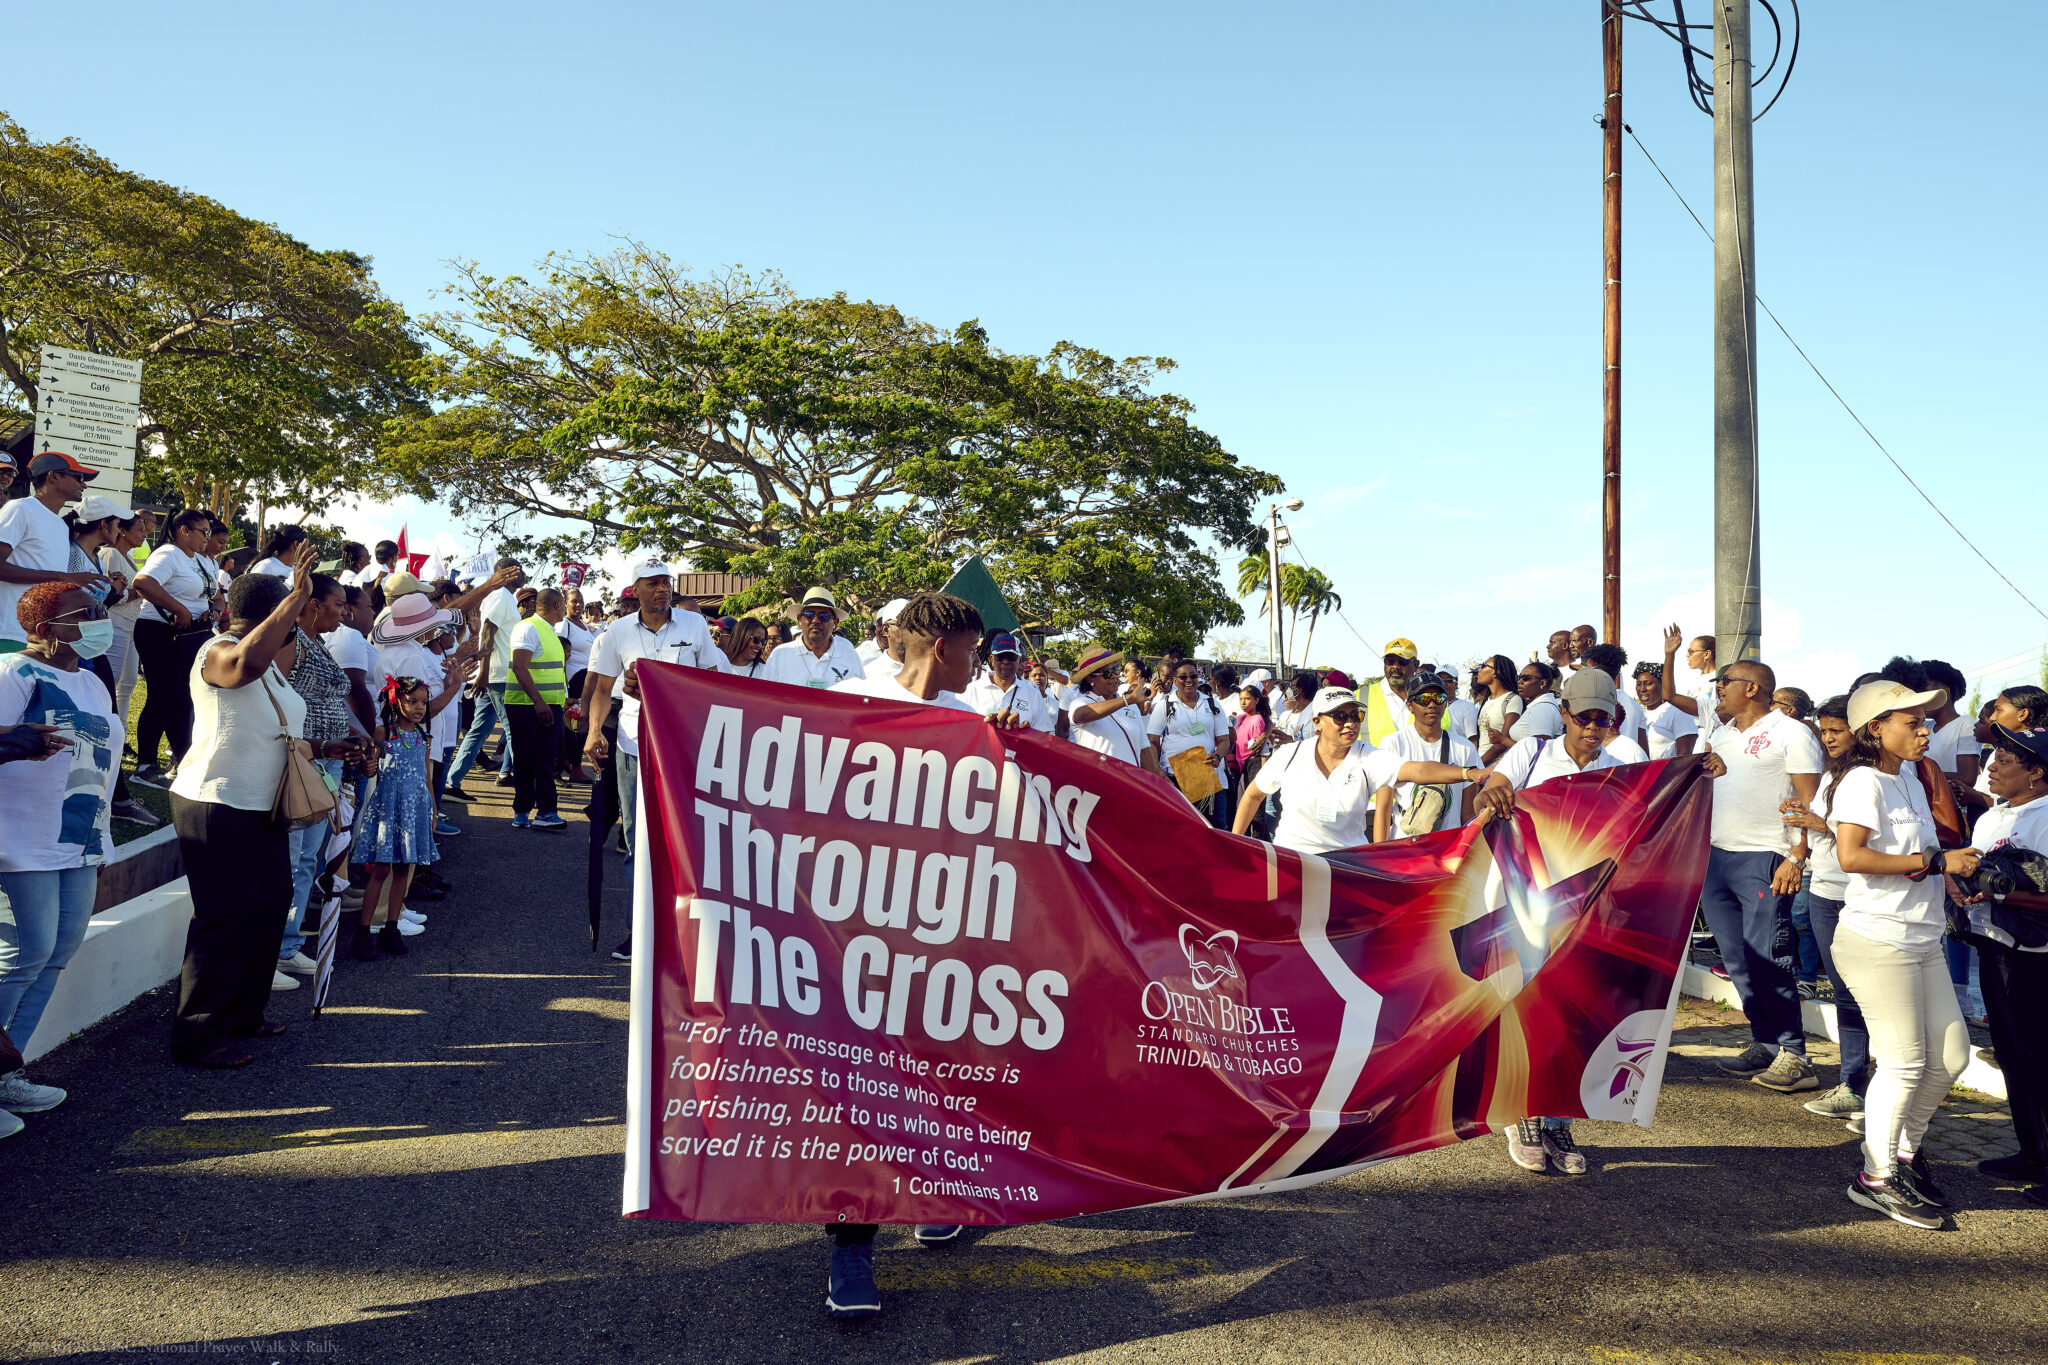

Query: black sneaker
<box><xmin>826</xmin><ymin>1244</ymin><xmax>880</xmax><ymax>1318</ymax></box>
<box><xmin>611</xmin><ymin>937</ymin><xmax>632</xmax><ymax>962</ymax></box>
<box><xmin>914</xmin><ymin>1224</ymin><xmax>963</xmax><ymax>1244</ymax></box>
<box><xmin>1716</xmin><ymin>1042</ymin><xmax>1774</xmax><ymax>1076</ymax></box>
<box><xmin>1846</xmin><ymin>1172</ymin><xmax>1940</xmax><ymax>1229</ymax></box>
<box><xmin>1978</xmin><ymin>1152</ymin><xmax>2048</xmax><ymax>1182</ymax></box>
<box><xmin>377</xmin><ymin>922</ymin><xmax>409</xmax><ymax>957</ymax></box>
<box><xmin>350</xmin><ymin>925</ymin><xmax>379</xmax><ymax>961</ymax></box>
<box><xmin>443</xmin><ymin>786</ymin><xmax>473</xmax><ymax>803</ymax></box>
<box><xmin>1899</xmin><ymin>1151</ymin><xmax>1949</xmax><ymax>1209</ymax></box>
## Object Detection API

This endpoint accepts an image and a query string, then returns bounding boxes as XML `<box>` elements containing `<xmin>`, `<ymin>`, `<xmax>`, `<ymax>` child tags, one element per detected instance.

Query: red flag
<box><xmin>623</xmin><ymin>667</ymin><xmax>1712</xmax><ymax>1225</ymax></box>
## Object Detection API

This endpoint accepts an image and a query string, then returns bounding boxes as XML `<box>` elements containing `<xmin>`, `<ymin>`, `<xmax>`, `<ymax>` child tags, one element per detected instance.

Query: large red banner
<box><xmin>623</xmin><ymin>666</ymin><xmax>1712</xmax><ymax>1224</ymax></box>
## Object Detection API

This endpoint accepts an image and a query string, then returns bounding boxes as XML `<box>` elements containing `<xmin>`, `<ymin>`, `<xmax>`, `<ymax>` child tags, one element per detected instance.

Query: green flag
<box><xmin>939</xmin><ymin>556</ymin><xmax>1020</xmax><ymax>633</ymax></box>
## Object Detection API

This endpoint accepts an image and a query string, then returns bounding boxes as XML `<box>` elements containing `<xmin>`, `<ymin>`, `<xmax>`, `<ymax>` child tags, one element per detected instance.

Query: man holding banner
<box><xmin>621</xmin><ymin>613</ymin><xmax>1714</xmax><ymax>1321</ymax></box>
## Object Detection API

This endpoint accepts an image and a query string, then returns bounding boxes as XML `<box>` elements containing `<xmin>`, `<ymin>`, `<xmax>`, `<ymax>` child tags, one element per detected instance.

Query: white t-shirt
<box><xmin>855</xmin><ymin>637</ymin><xmax>887</xmax><ymax>667</ymax></box>
<box><xmin>868</xmin><ymin>653</ymin><xmax>904</xmax><ymax>681</ymax></box>
<box><xmin>760</xmin><ymin>635</ymin><xmax>867</xmax><ymax>691</ymax></box>
<box><xmin>1444</xmin><ymin>697</ymin><xmax>1481</xmax><ymax>746</ymax></box>
<box><xmin>1643</xmin><ymin>702</ymin><xmax>1700</xmax><ymax>760</ymax></box>
<box><xmin>961</xmin><ymin>675</ymin><xmax>1047</xmax><ymax>730</ymax></box>
<box><xmin>1477</xmin><ymin>692</ymin><xmax>1523</xmax><ymax>749</ymax></box>
<box><xmin>1509</xmin><ymin>692</ymin><xmax>1563</xmax><ymax>742</ymax></box>
<box><xmin>1061</xmin><ymin>684</ymin><xmax>1149</xmax><ymax>765</ymax></box>
<box><xmin>1495</xmin><ymin>733</ymin><xmax>1629</xmax><ymax>791</ymax></box>
<box><xmin>1251</xmin><ymin>739</ymin><xmax>1403</xmax><ymax>854</ymax></box>
<box><xmin>1147</xmin><ymin>691</ymin><xmax>1232</xmax><ymax>764</ymax></box>
<box><xmin>1830</xmin><ymin>764</ymin><xmax>1944</xmax><ymax>950</ymax></box>
<box><xmin>1689</xmin><ymin>679</ymin><xmax>1722</xmax><ymax>748</ymax></box>
<box><xmin>323</xmin><ymin>626</ymin><xmax>378</xmax><ymax>682</ymax></box>
<box><xmin>587</xmin><ymin>610</ymin><xmax>729</xmax><ymax>757</ymax></box>
<box><xmin>99</xmin><ymin>544</ymin><xmax>143</xmax><ymax>627</ymax></box>
<box><xmin>1807</xmin><ymin>771</ymin><xmax>1848</xmax><ymax>901</ymax></box>
<box><xmin>135</xmin><ymin>544</ymin><xmax>214</xmax><ymax>625</ymax></box>
<box><xmin>1706</xmin><ymin>709</ymin><xmax>1826</xmax><ymax>855</ymax></box>
<box><xmin>1378</xmin><ymin>725</ymin><xmax>1480</xmax><ymax>831</ymax></box>
<box><xmin>1929</xmin><ymin>714</ymin><xmax>1975</xmax><ymax>776</ymax></box>
<box><xmin>0</xmin><ymin>498</ymin><xmax>76</xmax><ymax>646</ymax></box>
<box><xmin>1967</xmin><ymin>797</ymin><xmax>2048</xmax><ymax>951</ymax></box>
<box><xmin>830</xmin><ymin>672</ymin><xmax>976</xmax><ymax>712</ymax></box>
<box><xmin>0</xmin><ymin>654</ymin><xmax>120</xmax><ymax>870</ymax></box>
<box><xmin>251</xmin><ymin>556</ymin><xmax>293</xmax><ymax>579</ymax></box>
<box><xmin>1022</xmin><ymin>682</ymin><xmax>1059</xmax><ymax>734</ymax></box>
<box><xmin>1273</xmin><ymin>702</ymin><xmax>1314</xmax><ymax>739</ymax></box>
<box><xmin>556</xmin><ymin>617</ymin><xmax>595</xmax><ymax>679</ymax></box>
<box><xmin>1614</xmin><ymin>692</ymin><xmax>1648</xmax><ymax>752</ymax></box>
<box><xmin>478</xmin><ymin>588</ymin><xmax>525</xmax><ymax>684</ymax></box>
<box><xmin>1604</xmin><ymin>732</ymin><xmax>1649</xmax><ymax>764</ymax></box>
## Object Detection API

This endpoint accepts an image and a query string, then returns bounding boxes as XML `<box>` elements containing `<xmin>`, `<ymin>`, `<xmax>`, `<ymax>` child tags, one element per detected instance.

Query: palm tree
<box><xmin>1282</xmin><ymin>566</ymin><xmax>1341</xmax><ymax>668</ymax></box>
<box><xmin>1238</xmin><ymin>554</ymin><xmax>1281</xmax><ymax>662</ymax></box>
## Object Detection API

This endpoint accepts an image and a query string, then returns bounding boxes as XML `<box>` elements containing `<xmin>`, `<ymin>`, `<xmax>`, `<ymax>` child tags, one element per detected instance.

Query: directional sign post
<box><xmin>35</xmin><ymin>345</ymin><xmax>143</xmax><ymax>500</ymax></box>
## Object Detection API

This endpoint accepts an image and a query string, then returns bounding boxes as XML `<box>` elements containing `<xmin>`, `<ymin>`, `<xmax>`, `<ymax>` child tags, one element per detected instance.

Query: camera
<box><xmin>1952</xmin><ymin>846</ymin><xmax>2048</xmax><ymax>902</ymax></box>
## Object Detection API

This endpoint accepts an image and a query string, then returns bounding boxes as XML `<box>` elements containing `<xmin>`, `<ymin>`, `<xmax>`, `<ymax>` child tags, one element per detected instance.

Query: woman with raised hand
<box><xmin>1825</xmin><ymin>678</ymin><xmax>1980</xmax><ymax>1229</ymax></box>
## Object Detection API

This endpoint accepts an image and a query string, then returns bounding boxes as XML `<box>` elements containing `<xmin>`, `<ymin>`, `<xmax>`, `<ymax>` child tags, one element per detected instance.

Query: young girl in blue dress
<box><xmin>354</xmin><ymin>668</ymin><xmax>471</xmax><ymax>960</ymax></box>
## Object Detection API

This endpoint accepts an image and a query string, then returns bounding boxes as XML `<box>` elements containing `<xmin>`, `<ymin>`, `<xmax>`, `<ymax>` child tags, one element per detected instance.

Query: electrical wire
<box><xmin>1613</xmin><ymin>0</ymin><xmax>1799</xmax><ymax>120</ymax></box>
<box><xmin>1624</xmin><ymin>123</ymin><xmax>2048</xmax><ymax>629</ymax></box>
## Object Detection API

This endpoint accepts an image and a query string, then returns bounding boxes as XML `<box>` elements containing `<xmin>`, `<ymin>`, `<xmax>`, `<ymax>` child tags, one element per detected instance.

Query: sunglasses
<box><xmin>1565</xmin><ymin>709</ymin><xmax>1618</xmax><ymax>729</ymax></box>
<box><xmin>798</xmin><ymin>609</ymin><xmax>834</xmax><ymax>621</ymax></box>
<box><xmin>1410</xmin><ymin>692</ymin><xmax>1447</xmax><ymax>707</ymax></box>
<box><xmin>1175</xmin><ymin>672</ymin><xmax>1199</xmax><ymax>681</ymax></box>
<box><xmin>1517</xmin><ymin>673</ymin><xmax>1542</xmax><ymax>684</ymax></box>
<box><xmin>1323</xmin><ymin>710</ymin><xmax>1363</xmax><ymax>726</ymax></box>
<box><xmin>51</xmin><ymin>605</ymin><xmax>110</xmax><ymax>623</ymax></box>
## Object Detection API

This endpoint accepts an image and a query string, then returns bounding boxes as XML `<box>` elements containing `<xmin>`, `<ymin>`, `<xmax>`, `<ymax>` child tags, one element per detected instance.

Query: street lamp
<box><xmin>1268</xmin><ymin>499</ymin><xmax>1302</xmax><ymax>678</ymax></box>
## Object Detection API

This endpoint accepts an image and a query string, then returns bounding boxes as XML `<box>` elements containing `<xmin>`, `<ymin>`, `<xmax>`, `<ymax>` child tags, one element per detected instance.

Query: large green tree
<box><xmin>381</xmin><ymin>244</ymin><xmax>1279</xmax><ymax>652</ymax></box>
<box><xmin>0</xmin><ymin>112</ymin><xmax>423</xmax><ymax>521</ymax></box>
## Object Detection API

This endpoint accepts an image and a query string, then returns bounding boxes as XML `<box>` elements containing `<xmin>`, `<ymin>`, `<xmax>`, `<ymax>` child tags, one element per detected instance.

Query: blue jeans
<box><xmin>1944</xmin><ymin>935</ymin><xmax>1984</xmax><ymax>1019</ymax></box>
<box><xmin>0</xmin><ymin>866</ymin><xmax>99</xmax><ymax>1050</ymax></box>
<box><xmin>619</xmin><ymin>749</ymin><xmax>641</xmax><ymax>887</ymax></box>
<box><xmin>445</xmin><ymin>682</ymin><xmax>512</xmax><ymax>788</ymax></box>
<box><xmin>283</xmin><ymin>758</ymin><xmax>344</xmax><ymax>960</ymax></box>
<box><xmin>1789</xmin><ymin>870</ymin><xmax>1822</xmax><ymax>983</ymax></box>
<box><xmin>1700</xmin><ymin>847</ymin><xmax>1806</xmax><ymax>1056</ymax></box>
<box><xmin>1805</xmin><ymin>892</ymin><xmax>1870</xmax><ymax>1095</ymax></box>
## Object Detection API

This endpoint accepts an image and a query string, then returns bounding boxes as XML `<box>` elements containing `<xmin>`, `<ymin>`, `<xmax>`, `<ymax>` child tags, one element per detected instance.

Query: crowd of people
<box><xmin>1</xmin><ymin>449</ymin><xmax>2043</xmax><ymax>1311</ymax></box>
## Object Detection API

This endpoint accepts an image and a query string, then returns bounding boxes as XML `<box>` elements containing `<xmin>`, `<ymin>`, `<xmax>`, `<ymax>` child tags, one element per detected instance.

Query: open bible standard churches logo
<box><xmin>1178</xmin><ymin>924</ymin><xmax>1240</xmax><ymax>992</ymax></box>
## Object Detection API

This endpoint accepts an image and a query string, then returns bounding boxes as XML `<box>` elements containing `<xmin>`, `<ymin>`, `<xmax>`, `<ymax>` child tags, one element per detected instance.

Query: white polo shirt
<box><xmin>588</xmin><ymin>609</ymin><xmax>729</xmax><ymax>756</ymax></box>
<box><xmin>1706</xmin><ymin>708</ymin><xmax>1826</xmax><ymax>856</ymax></box>
<box><xmin>1495</xmin><ymin>733</ymin><xmax>1629</xmax><ymax>791</ymax></box>
<box><xmin>1146</xmin><ymin>691</ymin><xmax>1232</xmax><ymax>764</ymax></box>
<box><xmin>761</xmin><ymin>635</ymin><xmax>867</xmax><ymax>690</ymax></box>
<box><xmin>1061</xmin><ymin>684</ymin><xmax>1149</xmax><ymax>765</ymax></box>
<box><xmin>1251</xmin><ymin>739</ymin><xmax>1404</xmax><ymax>854</ymax></box>
<box><xmin>961</xmin><ymin>675</ymin><xmax>1048</xmax><ymax>730</ymax></box>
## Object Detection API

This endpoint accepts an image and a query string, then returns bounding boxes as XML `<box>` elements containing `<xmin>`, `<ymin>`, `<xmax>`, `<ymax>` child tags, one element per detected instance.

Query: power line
<box><xmin>1624</xmin><ymin>123</ymin><xmax>2048</xmax><ymax>629</ymax></box>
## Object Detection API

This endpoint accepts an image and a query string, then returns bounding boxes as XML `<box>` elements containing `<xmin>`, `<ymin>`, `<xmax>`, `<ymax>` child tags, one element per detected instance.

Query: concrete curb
<box><xmin>1681</xmin><ymin>964</ymin><xmax>2007</xmax><ymax>1101</ymax></box>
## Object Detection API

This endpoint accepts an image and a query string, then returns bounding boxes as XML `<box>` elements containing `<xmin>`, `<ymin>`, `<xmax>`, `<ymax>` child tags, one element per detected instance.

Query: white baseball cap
<box><xmin>629</xmin><ymin>555</ymin><xmax>674</xmax><ymax>582</ymax></box>
<box><xmin>75</xmin><ymin>493</ymin><xmax>135</xmax><ymax>521</ymax></box>
<box><xmin>1847</xmin><ymin>679</ymin><xmax>1947</xmax><ymax>734</ymax></box>
<box><xmin>1246</xmin><ymin>669</ymin><xmax>1273</xmax><ymax>688</ymax></box>
<box><xmin>1310</xmin><ymin>686</ymin><xmax>1363</xmax><ymax>719</ymax></box>
<box><xmin>878</xmin><ymin>597</ymin><xmax>910</xmax><ymax>623</ymax></box>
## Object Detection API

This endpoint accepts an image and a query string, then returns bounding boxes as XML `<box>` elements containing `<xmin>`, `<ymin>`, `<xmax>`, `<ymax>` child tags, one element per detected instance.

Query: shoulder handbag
<box><xmin>262</xmin><ymin>669</ymin><xmax>337</xmax><ymax>831</ymax></box>
<box><xmin>1400</xmin><ymin>733</ymin><xmax>1453</xmax><ymax>837</ymax></box>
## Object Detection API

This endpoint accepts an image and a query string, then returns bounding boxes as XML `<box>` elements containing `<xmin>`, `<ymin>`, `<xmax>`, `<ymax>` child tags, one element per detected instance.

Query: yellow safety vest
<box><xmin>505</xmin><ymin>618</ymin><xmax>567</xmax><ymax>706</ymax></box>
<box><xmin>1361</xmin><ymin>679</ymin><xmax>1401</xmax><ymax>746</ymax></box>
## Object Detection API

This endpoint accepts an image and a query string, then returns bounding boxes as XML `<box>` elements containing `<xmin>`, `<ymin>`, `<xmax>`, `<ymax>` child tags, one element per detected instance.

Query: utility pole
<box><xmin>1267</xmin><ymin>498</ymin><xmax>1301</xmax><ymax>679</ymax></box>
<box><xmin>1600</xmin><ymin>1</ymin><xmax>1622</xmax><ymax>646</ymax></box>
<box><xmin>1712</xmin><ymin>0</ymin><xmax>1762</xmax><ymax>663</ymax></box>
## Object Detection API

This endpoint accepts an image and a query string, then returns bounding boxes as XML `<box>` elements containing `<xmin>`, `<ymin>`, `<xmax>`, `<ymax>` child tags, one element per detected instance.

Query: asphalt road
<box><xmin>4</xmin><ymin>776</ymin><xmax>2045</xmax><ymax>1365</ymax></box>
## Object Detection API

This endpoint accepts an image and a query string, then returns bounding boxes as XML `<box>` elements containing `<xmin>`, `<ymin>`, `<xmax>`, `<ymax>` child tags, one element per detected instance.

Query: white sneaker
<box><xmin>278</xmin><ymin>951</ymin><xmax>319</xmax><ymax>976</ymax></box>
<box><xmin>271</xmin><ymin>970</ymin><xmax>301</xmax><ymax>992</ymax></box>
<box><xmin>0</xmin><ymin>1069</ymin><xmax>68</xmax><ymax>1113</ymax></box>
<box><xmin>0</xmin><ymin>1107</ymin><xmax>23</xmax><ymax>1138</ymax></box>
<box><xmin>395</xmin><ymin>918</ymin><xmax>425</xmax><ymax>936</ymax></box>
<box><xmin>400</xmin><ymin>908</ymin><xmax>427</xmax><ymax>925</ymax></box>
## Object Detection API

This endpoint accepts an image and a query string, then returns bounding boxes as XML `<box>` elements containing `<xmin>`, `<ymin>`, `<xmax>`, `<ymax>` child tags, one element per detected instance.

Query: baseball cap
<box><xmin>75</xmin><ymin>493</ymin><xmax>134</xmax><ymax>521</ymax></box>
<box><xmin>1559</xmin><ymin>667</ymin><xmax>1620</xmax><ymax>717</ymax></box>
<box><xmin>1383</xmin><ymin>637</ymin><xmax>1418</xmax><ymax>661</ymax></box>
<box><xmin>1991</xmin><ymin>724</ymin><xmax>2048</xmax><ymax>771</ymax></box>
<box><xmin>30</xmin><ymin>451</ymin><xmax>97</xmax><ymax>481</ymax></box>
<box><xmin>1311</xmin><ymin>686</ymin><xmax>1364</xmax><ymax>719</ymax></box>
<box><xmin>1405</xmin><ymin>672</ymin><xmax>1450</xmax><ymax>703</ymax></box>
<box><xmin>1847</xmin><ymin>679</ymin><xmax>1947</xmax><ymax>734</ymax></box>
<box><xmin>988</xmin><ymin>631</ymin><xmax>1022</xmax><ymax>657</ymax></box>
<box><xmin>878</xmin><ymin>597</ymin><xmax>910</xmax><ymax>623</ymax></box>
<box><xmin>1319</xmin><ymin>668</ymin><xmax>1354</xmax><ymax>692</ymax></box>
<box><xmin>1245</xmin><ymin>669</ymin><xmax>1273</xmax><ymax>688</ymax></box>
<box><xmin>629</xmin><ymin>555</ymin><xmax>674</xmax><ymax>582</ymax></box>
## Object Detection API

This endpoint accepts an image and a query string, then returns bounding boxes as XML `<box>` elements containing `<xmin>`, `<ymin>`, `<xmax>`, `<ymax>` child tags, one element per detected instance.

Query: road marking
<box><xmin>417</xmin><ymin>972</ymin><xmax>617</xmax><ymax>979</ymax></box>
<box><xmin>443</xmin><ymin>1040</ymin><xmax>609</xmax><ymax>1048</ymax></box>
<box><xmin>317</xmin><ymin>1005</ymin><xmax>426</xmax><ymax>1015</ymax></box>
<box><xmin>309</xmin><ymin>1060</ymin><xmax>500</xmax><ymax>1067</ymax></box>
<box><xmin>1588</xmin><ymin>1350</ymin><xmax>1979</xmax><ymax>1364</ymax></box>
<box><xmin>873</xmin><ymin>1255</ymin><xmax>1210</xmax><ymax>1291</ymax></box>
<box><xmin>179</xmin><ymin>1107</ymin><xmax>332</xmax><ymax>1121</ymax></box>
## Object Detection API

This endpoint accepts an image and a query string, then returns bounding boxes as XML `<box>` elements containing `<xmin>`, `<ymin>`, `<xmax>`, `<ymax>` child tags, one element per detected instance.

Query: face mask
<box><xmin>68</xmin><ymin>618</ymin><xmax>115</xmax><ymax>660</ymax></box>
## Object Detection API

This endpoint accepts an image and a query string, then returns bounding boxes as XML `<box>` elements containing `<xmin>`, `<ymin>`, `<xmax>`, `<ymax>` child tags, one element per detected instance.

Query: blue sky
<box><xmin>12</xmin><ymin>2</ymin><xmax>2044</xmax><ymax>698</ymax></box>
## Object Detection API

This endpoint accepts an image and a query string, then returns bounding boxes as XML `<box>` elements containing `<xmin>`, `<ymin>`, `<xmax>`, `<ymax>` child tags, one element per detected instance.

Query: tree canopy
<box><xmin>381</xmin><ymin>244</ymin><xmax>1280</xmax><ymax>652</ymax></box>
<box><xmin>0</xmin><ymin>112</ymin><xmax>423</xmax><ymax>519</ymax></box>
